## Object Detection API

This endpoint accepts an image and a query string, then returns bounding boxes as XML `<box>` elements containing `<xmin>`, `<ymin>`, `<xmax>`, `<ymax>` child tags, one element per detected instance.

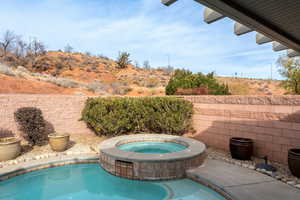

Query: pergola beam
<box><xmin>256</xmin><ymin>33</ymin><xmax>272</xmax><ymax>45</ymax></box>
<box><xmin>272</xmin><ymin>42</ymin><xmax>288</xmax><ymax>52</ymax></box>
<box><xmin>193</xmin><ymin>0</ymin><xmax>300</xmax><ymax>52</ymax></box>
<box><xmin>234</xmin><ymin>22</ymin><xmax>253</xmax><ymax>36</ymax></box>
<box><xmin>161</xmin><ymin>0</ymin><xmax>178</xmax><ymax>6</ymax></box>
<box><xmin>287</xmin><ymin>49</ymin><xmax>300</xmax><ymax>58</ymax></box>
<box><xmin>204</xmin><ymin>7</ymin><xmax>225</xmax><ymax>24</ymax></box>
<box><xmin>162</xmin><ymin>0</ymin><xmax>300</xmax><ymax>57</ymax></box>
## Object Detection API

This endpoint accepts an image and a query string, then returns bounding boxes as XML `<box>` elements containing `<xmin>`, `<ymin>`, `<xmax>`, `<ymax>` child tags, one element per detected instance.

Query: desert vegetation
<box><xmin>166</xmin><ymin>69</ymin><xmax>230</xmax><ymax>95</ymax></box>
<box><xmin>0</xmin><ymin>29</ymin><xmax>291</xmax><ymax>96</ymax></box>
<box><xmin>81</xmin><ymin>97</ymin><xmax>193</xmax><ymax>136</ymax></box>
<box><xmin>116</xmin><ymin>52</ymin><xmax>131</xmax><ymax>69</ymax></box>
<box><xmin>14</xmin><ymin>107</ymin><xmax>47</xmax><ymax>146</ymax></box>
<box><xmin>277</xmin><ymin>55</ymin><xmax>300</xmax><ymax>94</ymax></box>
<box><xmin>0</xmin><ymin>30</ymin><xmax>173</xmax><ymax>96</ymax></box>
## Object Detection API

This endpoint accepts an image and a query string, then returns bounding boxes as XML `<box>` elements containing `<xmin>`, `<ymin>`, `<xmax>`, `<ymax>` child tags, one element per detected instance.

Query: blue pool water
<box><xmin>118</xmin><ymin>141</ymin><xmax>187</xmax><ymax>154</ymax></box>
<box><xmin>0</xmin><ymin>164</ymin><xmax>226</xmax><ymax>200</ymax></box>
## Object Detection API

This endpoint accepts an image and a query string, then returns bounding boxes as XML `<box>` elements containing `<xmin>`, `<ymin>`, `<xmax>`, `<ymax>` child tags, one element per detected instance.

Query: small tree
<box><xmin>143</xmin><ymin>60</ymin><xmax>151</xmax><ymax>70</ymax></box>
<box><xmin>116</xmin><ymin>52</ymin><xmax>131</xmax><ymax>69</ymax></box>
<box><xmin>134</xmin><ymin>60</ymin><xmax>140</xmax><ymax>69</ymax></box>
<box><xmin>14</xmin><ymin>38</ymin><xmax>28</xmax><ymax>59</ymax></box>
<box><xmin>278</xmin><ymin>55</ymin><xmax>300</xmax><ymax>94</ymax></box>
<box><xmin>64</xmin><ymin>44</ymin><xmax>74</xmax><ymax>53</ymax></box>
<box><xmin>27</xmin><ymin>38</ymin><xmax>46</xmax><ymax>56</ymax></box>
<box><xmin>85</xmin><ymin>51</ymin><xmax>92</xmax><ymax>57</ymax></box>
<box><xmin>0</xmin><ymin>30</ymin><xmax>17</xmax><ymax>56</ymax></box>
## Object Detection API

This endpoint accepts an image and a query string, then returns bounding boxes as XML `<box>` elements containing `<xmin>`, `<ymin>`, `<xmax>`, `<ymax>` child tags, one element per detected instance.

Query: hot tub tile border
<box><xmin>99</xmin><ymin>134</ymin><xmax>207</xmax><ymax>180</ymax></box>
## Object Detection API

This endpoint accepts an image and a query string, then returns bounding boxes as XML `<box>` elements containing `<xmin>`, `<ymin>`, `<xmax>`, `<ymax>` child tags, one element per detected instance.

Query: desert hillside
<box><xmin>0</xmin><ymin>51</ymin><xmax>171</xmax><ymax>96</ymax></box>
<box><xmin>218</xmin><ymin>77</ymin><xmax>287</xmax><ymax>95</ymax></box>
<box><xmin>0</xmin><ymin>51</ymin><xmax>287</xmax><ymax>96</ymax></box>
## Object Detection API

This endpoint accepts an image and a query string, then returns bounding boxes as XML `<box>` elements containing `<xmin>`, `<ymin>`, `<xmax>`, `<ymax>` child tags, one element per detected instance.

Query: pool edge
<box><xmin>0</xmin><ymin>154</ymin><xmax>236</xmax><ymax>200</ymax></box>
<box><xmin>0</xmin><ymin>153</ymin><xmax>99</xmax><ymax>181</ymax></box>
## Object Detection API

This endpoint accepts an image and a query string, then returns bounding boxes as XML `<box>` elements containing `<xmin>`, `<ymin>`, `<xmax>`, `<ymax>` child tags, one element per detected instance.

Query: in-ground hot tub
<box><xmin>118</xmin><ymin>141</ymin><xmax>188</xmax><ymax>154</ymax></box>
<box><xmin>99</xmin><ymin>134</ymin><xmax>206</xmax><ymax>180</ymax></box>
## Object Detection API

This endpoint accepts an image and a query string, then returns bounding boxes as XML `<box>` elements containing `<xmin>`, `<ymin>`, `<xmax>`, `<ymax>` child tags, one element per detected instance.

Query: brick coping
<box><xmin>183</xmin><ymin>95</ymin><xmax>300</xmax><ymax>105</ymax></box>
<box><xmin>99</xmin><ymin>134</ymin><xmax>206</xmax><ymax>162</ymax></box>
<box><xmin>2</xmin><ymin>94</ymin><xmax>300</xmax><ymax>105</ymax></box>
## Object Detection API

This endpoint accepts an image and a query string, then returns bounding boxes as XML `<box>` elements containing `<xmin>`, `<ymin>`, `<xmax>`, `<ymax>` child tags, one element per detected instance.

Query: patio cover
<box><xmin>162</xmin><ymin>0</ymin><xmax>300</xmax><ymax>57</ymax></box>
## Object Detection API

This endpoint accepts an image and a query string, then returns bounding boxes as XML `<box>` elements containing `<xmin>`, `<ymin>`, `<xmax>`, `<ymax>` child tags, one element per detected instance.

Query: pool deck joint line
<box><xmin>187</xmin><ymin>159</ymin><xmax>300</xmax><ymax>200</ymax></box>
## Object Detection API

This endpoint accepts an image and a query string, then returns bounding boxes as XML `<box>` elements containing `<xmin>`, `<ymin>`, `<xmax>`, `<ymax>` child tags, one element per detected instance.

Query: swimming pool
<box><xmin>0</xmin><ymin>164</ymin><xmax>226</xmax><ymax>200</ymax></box>
<box><xmin>118</xmin><ymin>141</ymin><xmax>187</xmax><ymax>154</ymax></box>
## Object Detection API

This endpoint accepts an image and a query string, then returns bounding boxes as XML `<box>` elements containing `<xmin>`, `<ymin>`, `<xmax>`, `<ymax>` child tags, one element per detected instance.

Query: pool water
<box><xmin>0</xmin><ymin>164</ymin><xmax>226</xmax><ymax>200</ymax></box>
<box><xmin>118</xmin><ymin>141</ymin><xmax>187</xmax><ymax>154</ymax></box>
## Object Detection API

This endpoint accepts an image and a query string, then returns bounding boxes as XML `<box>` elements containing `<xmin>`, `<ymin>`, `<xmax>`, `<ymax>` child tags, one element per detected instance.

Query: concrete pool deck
<box><xmin>187</xmin><ymin>159</ymin><xmax>300</xmax><ymax>200</ymax></box>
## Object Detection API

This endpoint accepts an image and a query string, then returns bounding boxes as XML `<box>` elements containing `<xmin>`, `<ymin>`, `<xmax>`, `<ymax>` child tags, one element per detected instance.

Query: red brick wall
<box><xmin>0</xmin><ymin>95</ymin><xmax>93</xmax><ymax>137</ymax></box>
<box><xmin>1</xmin><ymin>94</ymin><xmax>300</xmax><ymax>163</ymax></box>
<box><xmin>184</xmin><ymin>96</ymin><xmax>300</xmax><ymax>163</ymax></box>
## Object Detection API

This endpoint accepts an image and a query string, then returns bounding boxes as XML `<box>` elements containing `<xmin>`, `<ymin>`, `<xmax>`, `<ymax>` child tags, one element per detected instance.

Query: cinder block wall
<box><xmin>1</xmin><ymin>94</ymin><xmax>300</xmax><ymax>163</ymax></box>
<box><xmin>0</xmin><ymin>95</ymin><xmax>93</xmax><ymax>136</ymax></box>
<box><xmin>184</xmin><ymin>96</ymin><xmax>300</xmax><ymax>163</ymax></box>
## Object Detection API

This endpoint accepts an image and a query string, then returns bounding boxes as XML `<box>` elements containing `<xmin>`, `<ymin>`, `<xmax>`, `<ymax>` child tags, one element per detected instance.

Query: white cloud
<box><xmin>0</xmin><ymin>0</ymin><xmax>283</xmax><ymax>79</ymax></box>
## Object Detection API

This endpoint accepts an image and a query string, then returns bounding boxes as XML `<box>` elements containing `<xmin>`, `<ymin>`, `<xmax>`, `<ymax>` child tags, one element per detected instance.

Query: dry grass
<box><xmin>218</xmin><ymin>77</ymin><xmax>286</xmax><ymax>95</ymax></box>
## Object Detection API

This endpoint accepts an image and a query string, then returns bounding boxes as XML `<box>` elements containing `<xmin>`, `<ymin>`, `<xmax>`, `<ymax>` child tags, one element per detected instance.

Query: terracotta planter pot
<box><xmin>288</xmin><ymin>149</ymin><xmax>300</xmax><ymax>178</ymax></box>
<box><xmin>230</xmin><ymin>137</ymin><xmax>253</xmax><ymax>160</ymax></box>
<box><xmin>48</xmin><ymin>133</ymin><xmax>70</xmax><ymax>152</ymax></box>
<box><xmin>0</xmin><ymin>137</ymin><xmax>21</xmax><ymax>161</ymax></box>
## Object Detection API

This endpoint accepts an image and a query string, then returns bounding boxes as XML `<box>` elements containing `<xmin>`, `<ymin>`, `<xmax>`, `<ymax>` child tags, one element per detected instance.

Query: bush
<box><xmin>81</xmin><ymin>97</ymin><xmax>193</xmax><ymax>136</ymax></box>
<box><xmin>44</xmin><ymin>77</ymin><xmax>79</xmax><ymax>88</ymax></box>
<box><xmin>145</xmin><ymin>78</ymin><xmax>160</xmax><ymax>88</ymax></box>
<box><xmin>112</xmin><ymin>86</ymin><xmax>133</xmax><ymax>95</ymax></box>
<box><xmin>0</xmin><ymin>63</ymin><xmax>15</xmax><ymax>76</ymax></box>
<box><xmin>166</xmin><ymin>69</ymin><xmax>230</xmax><ymax>95</ymax></box>
<box><xmin>14</xmin><ymin>107</ymin><xmax>47</xmax><ymax>145</ymax></box>
<box><xmin>116</xmin><ymin>52</ymin><xmax>131</xmax><ymax>69</ymax></box>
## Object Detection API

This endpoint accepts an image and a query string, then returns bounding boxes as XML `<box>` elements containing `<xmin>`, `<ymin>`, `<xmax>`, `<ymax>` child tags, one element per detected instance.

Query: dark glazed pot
<box><xmin>230</xmin><ymin>137</ymin><xmax>253</xmax><ymax>160</ymax></box>
<box><xmin>288</xmin><ymin>149</ymin><xmax>300</xmax><ymax>178</ymax></box>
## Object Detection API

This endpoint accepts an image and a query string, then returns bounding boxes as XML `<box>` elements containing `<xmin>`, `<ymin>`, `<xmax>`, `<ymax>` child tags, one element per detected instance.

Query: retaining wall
<box><xmin>0</xmin><ymin>95</ymin><xmax>93</xmax><ymax>136</ymax></box>
<box><xmin>1</xmin><ymin>94</ymin><xmax>300</xmax><ymax>163</ymax></box>
<box><xmin>184</xmin><ymin>96</ymin><xmax>300</xmax><ymax>163</ymax></box>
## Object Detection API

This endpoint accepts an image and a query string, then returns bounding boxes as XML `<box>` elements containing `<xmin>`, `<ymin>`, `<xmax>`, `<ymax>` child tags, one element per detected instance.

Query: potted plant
<box><xmin>48</xmin><ymin>133</ymin><xmax>70</xmax><ymax>152</ymax></box>
<box><xmin>0</xmin><ymin>137</ymin><xmax>21</xmax><ymax>161</ymax></box>
<box><xmin>288</xmin><ymin>149</ymin><xmax>300</xmax><ymax>178</ymax></box>
<box><xmin>230</xmin><ymin>137</ymin><xmax>253</xmax><ymax>160</ymax></box>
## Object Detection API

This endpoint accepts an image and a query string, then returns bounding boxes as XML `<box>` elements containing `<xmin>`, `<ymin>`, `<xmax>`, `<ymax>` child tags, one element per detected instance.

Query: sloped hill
<box><xmin>0</xmin><ymin>51</ymin><xmax>171</xmax><ymax>96</ymax></box>
<box><xmin>0</xmin><ymin>74</ymin><xmax>93</xmax><ymax>95</ymax></box>
<box><xmin>0</xmin><ymin>51</ymin><xmax>287</xmax><ymax>96</ymax></box>
<box><xmin>217</xmin><ymin>77</ymin><xmax>287</xmax><ymax>95</ymax></box>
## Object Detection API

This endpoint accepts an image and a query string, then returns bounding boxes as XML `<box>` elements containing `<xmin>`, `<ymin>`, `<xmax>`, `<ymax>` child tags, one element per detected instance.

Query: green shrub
<box><xmin>116</xmin><ymin>52</ymin><xmax>131</xmax><ymax>69</ymax></box>
<box><xmin>165</xmin><ymin>69</ymin><xmax>230</xmax><ymax>95</ymax></box>
<box><xmin>14</xmin><ymin>107</ymin><xmax>47</xmax><ymax>146</ymax></box>
<box><xmin>81</xmin><ymin>97</ymin><xmax>193</xmax><ymax>136</ymax></box>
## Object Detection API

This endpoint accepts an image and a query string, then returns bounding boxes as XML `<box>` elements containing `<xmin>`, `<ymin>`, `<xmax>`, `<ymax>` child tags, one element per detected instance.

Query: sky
<box><xmin>0</xmin><ymin>0</ymin><xmax>285</xmax><ymax>79</ymax></box>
